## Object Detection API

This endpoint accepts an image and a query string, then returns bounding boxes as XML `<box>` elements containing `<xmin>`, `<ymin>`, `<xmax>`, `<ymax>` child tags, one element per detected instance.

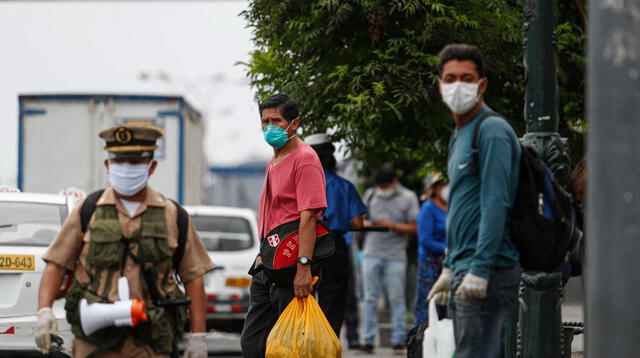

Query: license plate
<box><xmin>0</xmin><ymin>255</ymin><xmax>35</xmax><ymax>271</ymax></box>
<box><xmin>226</xmin><ymin>277</ymin><xmax>251</xmax><ymax>287</ymax></box>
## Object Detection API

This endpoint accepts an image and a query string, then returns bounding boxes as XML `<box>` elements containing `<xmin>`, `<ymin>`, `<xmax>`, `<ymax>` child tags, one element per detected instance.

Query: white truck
<box><xmin>18</xmin><ymin>94</ymin><xmax>206</xmax><ymax>204</ymax></box>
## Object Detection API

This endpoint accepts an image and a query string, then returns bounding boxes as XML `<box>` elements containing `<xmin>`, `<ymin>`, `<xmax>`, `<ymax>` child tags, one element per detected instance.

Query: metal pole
<box><xmin>587</xmin><ymin>1</ymin><xmax>640</xmax><ymax>357</ymax></box>
<box><xmin>514</xmin><ymin>1</ymin><xmax>570</xmax><ymax>357</ymax></box>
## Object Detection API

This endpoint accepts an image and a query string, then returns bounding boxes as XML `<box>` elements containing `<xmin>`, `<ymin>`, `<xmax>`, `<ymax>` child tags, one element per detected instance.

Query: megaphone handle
<box><xmin>118</xmin><ymin>277</ymin><xmax>130</xmax><ymax>301</ymax></box>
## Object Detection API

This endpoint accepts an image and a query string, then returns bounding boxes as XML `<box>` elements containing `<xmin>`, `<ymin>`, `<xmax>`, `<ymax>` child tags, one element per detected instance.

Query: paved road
<box><xmin>205</xmin><ymin>302</ymin><xmax>584</xmax><ymax>358</ymax></box>
<box><xmin>0</xmin><ymin>300</ymin><xmax>584</xmax><ymax>358</ymax></box>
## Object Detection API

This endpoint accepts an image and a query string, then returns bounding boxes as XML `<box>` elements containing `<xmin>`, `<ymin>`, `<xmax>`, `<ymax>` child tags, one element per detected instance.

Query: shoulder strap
<box><xmin>80</xmin><ymin>189</ymin><xmax>106</xmax><ymax>234</ymax></box>
<box><xmin>470</xmin><ymin>111</ymin><xmax>503</xmax><ymax>174</ymax></box>
<box><xmin>169</xmin><ymin>199</ymin><xmax>189</xmax><ymax>275</ymax></box>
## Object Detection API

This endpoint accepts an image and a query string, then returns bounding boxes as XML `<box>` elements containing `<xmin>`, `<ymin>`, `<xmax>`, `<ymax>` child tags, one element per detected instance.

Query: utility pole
<box><xmin>587</xmin><ymin>1</ymin><xmax>640</xmax><ymax>357</ymax></box>
<box><xmin>512</xmin><ymin>0</ymin><xmax>571</xmax><ymax>357</ymax></box>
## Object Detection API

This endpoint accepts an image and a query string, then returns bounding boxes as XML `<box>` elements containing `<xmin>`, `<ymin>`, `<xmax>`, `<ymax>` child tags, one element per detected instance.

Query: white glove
<box><xmin>455</xmin><ymin>272</ymin><xmax>489</xmax><ymax>303</ymax></box>
<box><xmin>182</xmin><ymin>332</ymin><xmax>207</xmax><ymax>358</ymax></box>
<box><xmin>427</xmin><ymin>268</ymin><xmax>453</xmax><ymax>302</ymax></box>
<box><xmin>34</xmin><ymin>307</ymin><xmax>58</xmax><ymax>354</ymax></box>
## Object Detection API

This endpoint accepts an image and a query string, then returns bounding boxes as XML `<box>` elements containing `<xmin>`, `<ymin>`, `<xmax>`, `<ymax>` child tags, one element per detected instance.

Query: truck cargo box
<box><xmin>18</xmin><ymin>94</ymin><xmax>205</xmax><ymax>204</ymax></box>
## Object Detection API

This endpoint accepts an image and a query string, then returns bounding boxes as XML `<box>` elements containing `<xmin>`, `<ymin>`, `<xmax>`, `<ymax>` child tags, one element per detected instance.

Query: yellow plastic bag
<box><xmin>266</xmin><ymin>289</ymin><xmax>342</xmax><ymax>358</ymax></box>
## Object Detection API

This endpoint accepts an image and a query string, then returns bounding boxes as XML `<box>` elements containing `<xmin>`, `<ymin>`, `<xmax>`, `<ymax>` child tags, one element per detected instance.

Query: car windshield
<box><xmin>0</xmin><ymin>201</ymin><xmax>67</xmax><ymax>246</ymax></box>
<box><xmin>191</xmin><ymin>215</ymin><xmax>253</xmax><ymax>251</ymax></box>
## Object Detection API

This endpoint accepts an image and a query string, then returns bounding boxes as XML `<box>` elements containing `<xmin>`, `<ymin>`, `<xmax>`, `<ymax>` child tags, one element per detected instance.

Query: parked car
<box><xmin>0</xmin><ymin>191</ymin><xmax>79</xmax><ymax>357</ymax></box>
<box><xmin>184</xmin><ymin>206</ymin><xmax>259</xmax><ymax>333</ymax></box>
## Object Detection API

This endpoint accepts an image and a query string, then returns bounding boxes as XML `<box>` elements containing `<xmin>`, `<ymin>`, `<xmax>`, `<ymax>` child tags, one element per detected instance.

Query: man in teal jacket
<box><xmin>427</xmin><ymin>44</ymin><xmax>521</xmax><ymax>358</ymax></box>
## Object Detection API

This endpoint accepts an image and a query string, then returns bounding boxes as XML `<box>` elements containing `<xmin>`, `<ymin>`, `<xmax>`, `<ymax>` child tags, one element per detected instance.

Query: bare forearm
<box><xmin>350</xmin><ymin>215</ymin><xmax>364</xmax><ymax>230</ymax></box>
<box><xmin>392</xmin><ymin>222</ymin><xmax>417</xmax><ymax>235</ymax></box>
<box><xmin>294</xmin><ymin>210</ymin><xmax>317</xmax><ymax>297</ymax></box>
<box><xmin>38</xmin><ymin>263</ymin><xmax>66</xmax><ymax>310</ymax></box>
<box><xmin>298</xmin><ymin>210</ymin><xmax>318</xmax><ymax>259</ymax></box>
<box><xmin>185</xmin><ymin>276</ymin><xmax>206</xmax><ymax>333</ymax></box>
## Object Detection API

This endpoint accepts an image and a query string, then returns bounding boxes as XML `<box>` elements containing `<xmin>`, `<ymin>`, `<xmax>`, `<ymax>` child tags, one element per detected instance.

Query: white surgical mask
<box><xmin>439</xmin><ymin>79</ymin><xmax>483</xmax><ymax>115</ymax></box>
<box><xmin>375</xmin><ymin>186</ymin><xmax>396</xmax><ymax>199</ymax></box>
<box><xmin>108</xmin><ymin>162</ymin><xmax>150</xmax><ymax>196</ymax></box>
<box><xmin>440</xmin><ymin>185</ymin><xmax>450</xmax><ymax>203</ymax></box>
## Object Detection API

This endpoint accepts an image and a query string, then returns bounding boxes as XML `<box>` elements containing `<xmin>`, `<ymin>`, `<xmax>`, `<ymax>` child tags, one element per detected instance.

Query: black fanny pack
<box><xmin>250</xmin><ymin>218</ymin><xmax>335</xmax><ymax>286</ymax></box>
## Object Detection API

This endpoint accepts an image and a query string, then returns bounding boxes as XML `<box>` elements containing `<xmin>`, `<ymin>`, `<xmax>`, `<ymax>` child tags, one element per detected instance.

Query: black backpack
<box><xmin>80</xmin><ymin>189</ymin><xmax>190</xmax><ymax>277</ymax></box>
<box><xmin>471</xmin><ymin>112</ymin><xmax>578</xmax><ymax>273</ymax></box>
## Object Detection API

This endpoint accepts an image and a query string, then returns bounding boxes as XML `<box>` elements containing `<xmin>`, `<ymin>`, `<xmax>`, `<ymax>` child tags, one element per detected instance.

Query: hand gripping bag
<box><xmin>266</xmin><ymin>278</ymin><xmax>341</xmax><ymax>358</ymax></box>
<box><xmin>422</xmin><ymin>300</ymin><xmax>455</xmax><ymax>358</ymax></box>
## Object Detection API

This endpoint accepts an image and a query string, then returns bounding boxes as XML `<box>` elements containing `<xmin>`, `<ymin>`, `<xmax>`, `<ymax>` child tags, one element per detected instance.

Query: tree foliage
<box><xmin>242</xmin><ymin>0</ymin><xmax>586</xmax><ymax>190</ymax></box>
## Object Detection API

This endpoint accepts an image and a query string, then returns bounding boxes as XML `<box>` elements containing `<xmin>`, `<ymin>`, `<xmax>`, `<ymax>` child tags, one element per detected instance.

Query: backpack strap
<box><xmin>170</xmin><ymin>199</ymin><xmax>189</xmax><ymax>277</ymax></box>
<box><xmin>80</xmin><ymin>189</ymin><xmax>106</xmax><ymax>234</ymax></box>
<box><xmin>470</xmin><ymin>111</ymin><xmax>503</xmax><ymax>174</ymax></box>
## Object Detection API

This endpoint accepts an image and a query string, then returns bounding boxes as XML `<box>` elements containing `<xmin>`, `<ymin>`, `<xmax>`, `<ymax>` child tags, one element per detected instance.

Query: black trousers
<box><xmin>240</xmin><ymin>261</ymin><xmax>323</xmax><ymax>358</ymax></box>
<box><xmin>317</xmin><ymin>234</ymin><xmax>350</xmax><ymax>339</ymax></box>
<box><xmin>240</xmin><ymin>270</ymin><xmax>295</xmax><ymax>358</ymax></box>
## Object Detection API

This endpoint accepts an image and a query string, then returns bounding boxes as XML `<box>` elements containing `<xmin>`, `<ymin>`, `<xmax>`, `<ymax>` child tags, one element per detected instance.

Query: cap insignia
<box><xmin>114</xmin><ymin>127</ymin><xmax>133</xmax><ymax>144</ymax></box>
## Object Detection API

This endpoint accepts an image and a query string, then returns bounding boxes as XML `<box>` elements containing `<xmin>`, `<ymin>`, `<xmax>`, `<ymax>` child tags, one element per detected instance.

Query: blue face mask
<box><xmin>263</xmin><ymin>121</ymin><xmax>295</xmax><ymax>148</ymax></box>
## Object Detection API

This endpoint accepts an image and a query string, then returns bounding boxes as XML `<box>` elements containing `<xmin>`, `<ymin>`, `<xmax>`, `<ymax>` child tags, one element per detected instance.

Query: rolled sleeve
<box><xmin>177</xmin><ymin>218</ymin><xmax>215</xmax><ymax>283</ymax></box>
<box><xmin>42</xmin><ymin>201</ymin><xmax>85</xmax><ymax>271</ymax></box>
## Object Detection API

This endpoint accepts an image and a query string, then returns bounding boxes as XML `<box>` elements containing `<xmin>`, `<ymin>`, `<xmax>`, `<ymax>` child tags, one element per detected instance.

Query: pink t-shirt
<box><xmin>258</xmin><ymin>143</ymin><xmax>327</xmax><ymax>238</ymax></box>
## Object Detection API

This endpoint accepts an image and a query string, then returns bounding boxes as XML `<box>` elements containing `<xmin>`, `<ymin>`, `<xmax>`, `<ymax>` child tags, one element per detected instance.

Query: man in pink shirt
<box><xmin>240</xmin><ymin>94</ymin><xmax>327</xmax><ymax>357</ymax></box>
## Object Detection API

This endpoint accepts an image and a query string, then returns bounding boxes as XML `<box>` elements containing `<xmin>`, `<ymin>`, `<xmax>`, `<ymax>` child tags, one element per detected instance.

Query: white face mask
<box><xmin>439</xmin><ymin>79</ymin><xmax>483</xmax><ymax>115</ymax></box>
<box><xmin>375</xmin><ymin>186</ymin><xmax>396</xmax><ymax>199</ymax></box>
<box><xmin>440</xmin><ymin>185</ymin><xmax>450</xmax><ymax>203</ymax></box>
<box><xmin>108</xmin><ymin>162</ymin><xmax>150</xmax><ymax>196</ymax></box>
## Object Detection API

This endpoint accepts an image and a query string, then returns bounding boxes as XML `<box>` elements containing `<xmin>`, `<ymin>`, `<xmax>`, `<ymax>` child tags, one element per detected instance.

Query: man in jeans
<box><xmin>240</xmin><ymin>94</ymin><xmax>327</xmax><ymax>357</ymax></box>
<box><xmin>361</xmin><ymin>164</ymin><xmax>419</xmax><ymax>355</ymax></box>
<box><xmin>428</xmin><ymin>44</ymin><xmax>521</xmax><ymax>358</ymax></box>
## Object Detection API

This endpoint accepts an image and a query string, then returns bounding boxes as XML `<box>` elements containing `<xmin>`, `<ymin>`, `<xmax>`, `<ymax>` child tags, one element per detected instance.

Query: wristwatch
<box><xmin>297</xmin><ymin>256</ymin><xmax>313</xmax><ymax>265</ymax></box>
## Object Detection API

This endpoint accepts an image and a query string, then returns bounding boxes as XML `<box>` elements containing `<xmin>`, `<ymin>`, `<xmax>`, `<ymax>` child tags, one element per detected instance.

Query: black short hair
<box><xmin>438</xmin><ymin>44</ymin><xmax>486</xmax><ymax>78</ymax></box>
<box><xmin>373</xmin><ymin>164</ymin><xmax>396</xmax><ymax>185</ymax></box>
<box><xmin>310</xmin><ymin>143</ymin><xmax>337</xmax><ymax>171</ymax></box>
<box><xmin>258</xmin><ymin>93</ymin><xmax>299</xmax><ymax>122</ymax></box>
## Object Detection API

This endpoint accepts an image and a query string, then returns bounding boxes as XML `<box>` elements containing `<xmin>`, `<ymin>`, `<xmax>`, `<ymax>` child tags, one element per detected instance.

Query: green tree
<box><xmin>243</xmin><ymin>0</ymin><xmax>586</xmax><ymax>191</ymax></box>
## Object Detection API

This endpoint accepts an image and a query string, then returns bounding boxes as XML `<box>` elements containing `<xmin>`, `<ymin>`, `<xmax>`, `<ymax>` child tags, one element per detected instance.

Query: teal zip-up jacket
<box><xmin>443</xmin><ymin>105</ymin><xmax>521</xmax><ymax>279</ymax></box>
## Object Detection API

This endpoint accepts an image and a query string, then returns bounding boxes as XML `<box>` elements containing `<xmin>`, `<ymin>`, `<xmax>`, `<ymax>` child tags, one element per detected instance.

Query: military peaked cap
<box><xmin>99</xmin><ymin>125</ymin><xmax>163</xmax><ymax>158</ymax></box>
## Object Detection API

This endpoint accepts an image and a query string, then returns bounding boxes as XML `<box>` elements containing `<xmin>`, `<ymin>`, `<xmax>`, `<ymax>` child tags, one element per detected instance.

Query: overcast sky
<box><xmin>0</xmin><ymin>0</ymin><xmax>273</xmax><ymax>186</ymax></box>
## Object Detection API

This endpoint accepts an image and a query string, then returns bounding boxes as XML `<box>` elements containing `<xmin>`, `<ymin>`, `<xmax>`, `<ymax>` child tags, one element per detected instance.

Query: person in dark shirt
<box><xmin>427</xmin><ymin>44</ymin><xmax>521</xmax><ymax>358</ymax></box>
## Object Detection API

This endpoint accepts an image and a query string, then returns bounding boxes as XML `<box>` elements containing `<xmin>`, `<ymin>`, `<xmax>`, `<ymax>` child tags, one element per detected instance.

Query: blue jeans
<box><xmin>362</xmin><ymin>256</ymin><xmax>407</xmax><ymax>346</ymax></box>
<box><xmin>450</xmin><ymin>265</ymin><xmax>521</xmax><ymax>358</ymax></box>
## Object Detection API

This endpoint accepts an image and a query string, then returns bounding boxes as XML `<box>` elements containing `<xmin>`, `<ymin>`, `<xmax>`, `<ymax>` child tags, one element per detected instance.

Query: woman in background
<box><xmin>414</xmin><ymin>176</ymin><xmax>448</xmax><ymax>325</ymax></box>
